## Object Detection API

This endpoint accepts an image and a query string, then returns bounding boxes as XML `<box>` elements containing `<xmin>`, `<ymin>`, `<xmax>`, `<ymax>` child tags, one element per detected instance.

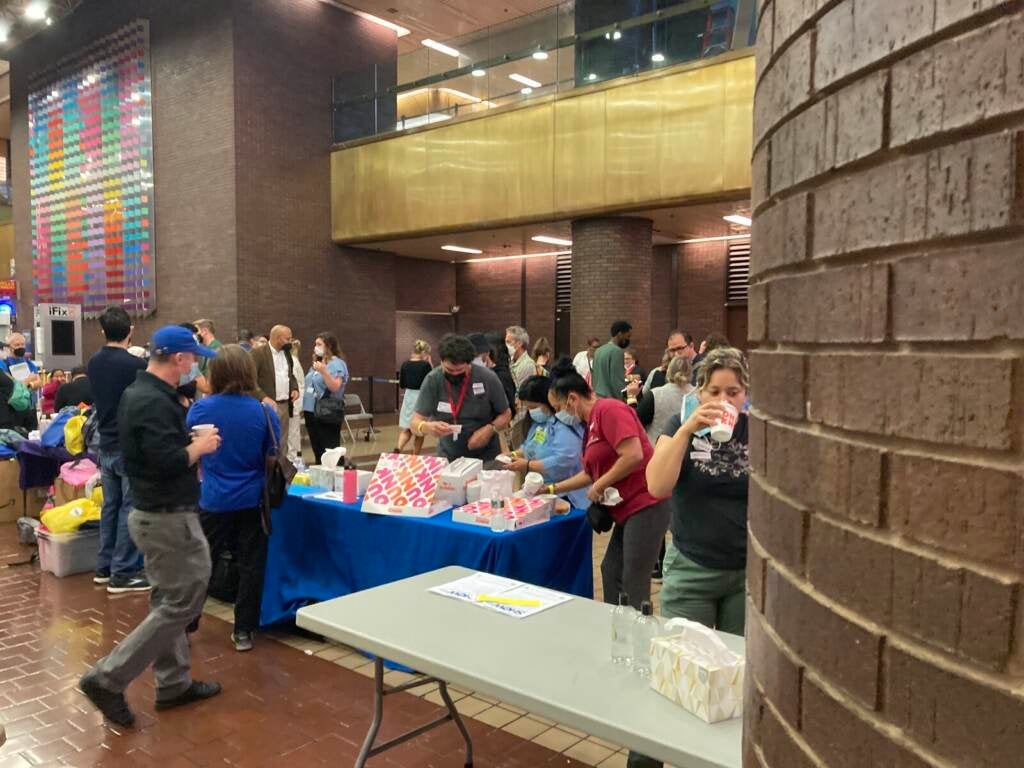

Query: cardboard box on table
<box><xmin>451</xmin><ymin>496</ymin><xmax>552</xmax><ymax>530</ymax></box>
<box><xmin>649</xmin><ymin>619</ymin><xmax>744</xmax><ymax>724</ymax></box>
<box><xmin>0</xmin><ymin>458</ymin><xmax>46</xmax><ymax>522</ymax></box>
<box><xmin>435</xmin><ymin>457</ymin><xmax>482</xmax><ymax>507</ymax></box>
<box><xmin>361</xmin><ymin>453</ymin><xmax>450</xmax><ymax>517</ymax></box>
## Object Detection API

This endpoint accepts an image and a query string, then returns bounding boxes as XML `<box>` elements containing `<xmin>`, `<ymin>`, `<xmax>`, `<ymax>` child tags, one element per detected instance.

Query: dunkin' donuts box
<box><xmin>361</xmin><ymin>453</ymin><xmax>450</xmax><ymax>517</ymax></box>
<box><xmin>435</xmin><ymin>457</ymin><xmax>483</xmax><ymax>507</ymax></box>
<box><xmin>451</xmin><ymin>496</ymin><xmax>552</xmax><ymax>530</ymax></box>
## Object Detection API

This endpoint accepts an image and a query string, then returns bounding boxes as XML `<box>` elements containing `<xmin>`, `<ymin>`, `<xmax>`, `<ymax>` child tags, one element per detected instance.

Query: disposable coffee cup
<box><xmin>709</xmin><ymin>402</ymin><xmax>739</xmax><ymax>443</ymax></box>
<box><xmin>191</xmin><ymin>424</ymin><xmax>216</xmax><ymax>437</ymax></box>
<box><xmin>602</xmin><ymin>487</ymin><xmax>622</xmax><ymax>506</ymax></box>
<box><xmin>495</xmin><ymin>454</ymin><xmax>513</xmax><ymax>465</ymax></box>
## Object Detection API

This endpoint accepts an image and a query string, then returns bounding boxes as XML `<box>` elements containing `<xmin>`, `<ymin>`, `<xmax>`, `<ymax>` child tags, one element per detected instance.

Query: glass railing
<box><xmin>332</xmin><ymin>0</ymin><xmax>757</xmax><ymax>144</ymax></box>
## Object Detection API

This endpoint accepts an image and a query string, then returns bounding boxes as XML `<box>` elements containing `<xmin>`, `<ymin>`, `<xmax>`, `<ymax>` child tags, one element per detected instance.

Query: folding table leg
<box><xmin>438</xmin><ymin>680</ymin><xmax>474</xmax><ymax>768</ymax></box>
<box><xmin>354</xmin><ymin>659</ymin><xmax>385</xmax><ymax>768</ymax></box>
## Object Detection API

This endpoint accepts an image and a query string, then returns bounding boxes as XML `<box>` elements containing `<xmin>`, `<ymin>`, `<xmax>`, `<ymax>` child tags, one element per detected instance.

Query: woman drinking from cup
<box><xmin>503</xmin><ymin>375</ymin><xmax>590</xmax><ymax>510</ymax></box>
<box><xmin>545</xmin><ymin>359</ymin><xmax>670</xmax><ymax>609</ymax></box>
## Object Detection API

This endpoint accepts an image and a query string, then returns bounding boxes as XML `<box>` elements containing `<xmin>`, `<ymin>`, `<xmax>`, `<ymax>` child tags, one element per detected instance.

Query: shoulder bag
<box><xmin>261</xmin><ymin>404</ymin><xmax>297</xmax><ymax>535</ymax></box>
<box><xmin>313</xmin><ymin>366</ymin><xmax>346</xmax><ymax>425</ymax></box>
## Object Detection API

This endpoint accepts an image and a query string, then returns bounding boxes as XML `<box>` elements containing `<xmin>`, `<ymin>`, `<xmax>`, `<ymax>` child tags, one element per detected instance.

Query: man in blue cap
<box><xmin>79</xmin><ymin>325</ymin><xmax>224</xmax><ymax>727</ymax></box>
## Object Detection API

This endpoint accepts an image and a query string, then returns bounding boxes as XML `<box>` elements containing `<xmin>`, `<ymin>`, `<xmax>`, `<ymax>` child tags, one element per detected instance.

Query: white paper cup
<box><xmin>191</xmin><ymin>424</ymin><xmax>216</xmax><ymax>436</ymax></box>
<box><xmin>709</xmin><ymin>402</ymin><xmax>739</xmax><ymax>443</ymax></box>
<box><xmin>602</xmin><ymin>487</ymin><xmax>623</xmax><ymax>506</ymax></box>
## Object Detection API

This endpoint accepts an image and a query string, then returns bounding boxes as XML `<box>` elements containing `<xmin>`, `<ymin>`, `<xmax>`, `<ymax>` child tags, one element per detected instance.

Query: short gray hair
<box><xmin>695</xmin><ymin>347</ymin><xmax>750</xmax><ymax>391</ymax></box>
<box><xmin>666</xmin><ymin>355</ymin><xmax>692</xmax><ymax>387</ymax></box>
<box><xmin>506</xmin><ymin>326</ymin><xmax>530</xmax><ymax>348</ymax></box>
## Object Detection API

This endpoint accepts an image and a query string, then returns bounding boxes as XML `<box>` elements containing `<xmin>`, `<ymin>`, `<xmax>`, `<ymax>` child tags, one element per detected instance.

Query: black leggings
<box><xmin>305</xmin><ymin>411</ymin><xmax>341</xmax><ymax>464</ymax></box>
<box><xmin>200</xmin><ymin>508</ymin><xmax>267</xmax><ymax>634</ymax></box>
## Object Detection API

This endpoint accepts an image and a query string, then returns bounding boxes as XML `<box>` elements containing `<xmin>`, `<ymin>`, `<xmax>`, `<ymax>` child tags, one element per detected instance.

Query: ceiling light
<box><xmin>586</xmin><ymin>73</ymin><xmax>598</xmax><ymax>81</ymax></box>
<box><xmin>0</xmin><ymin>23</ymin><xmax>9</xmax><ymax>42</ymax></box>
<box><xmin>422</xmin><ymin>38</ymin><xmax>460</xmax><ymax>58</ymax></box>
<box><xmin>471</xmin><ymin>68</ymin><xmax>486</xmax><ymax>77</ymax></box>
<box><xmin>352</xmin><ymin>10</ymin><xmax>410</xmax><ymax>36</ymax></box>
<box><xmin>441</xmin><ymin>245</ymin><xmax>483</xmax><ymax>254</ymax></box>
<box><xmin>677</xmin><ymin>234</ymin><xmax>751</xmax><ymax>244</ymax></box>
<box><xmin>520</xmin><ymin>87</ymin><xmax>533</xmax><ymax>95</ymax></box>
<box><xmin>532</xmin><ymin>50</ymin><xmax>549</xmax><ymax>60</ymax></box>
<box><xmin>723</xmin><ymin>214</ymin><xmax>752</xmax><ymax>227</ymax></box>
<box><xmin>24</xmin><ymin>1</ymin><xmax>47</xmax><ymax>20</ymax></box>
<box><xmin>458</xmin><ymin>250</ymin><xmax>570</xmax><ymax>264</ymax></box>
<box><xmin>612</xmin><ymin>30</ymin><xmax>622</xmax><ymax>40</ymax></box>
<box><xmin>509</xmin><ymin>73</ymin><xmax>541</xmax><ymax>88</ymax></box>
<box><xmin>532</xmin><ymin>235</ymin><xmax>572</xmax><ymax>247</ymax></box>
<box><xmin>651</xmin><ymin>52</ymin><xmax>665</xmax><ymax>63</ymax></box>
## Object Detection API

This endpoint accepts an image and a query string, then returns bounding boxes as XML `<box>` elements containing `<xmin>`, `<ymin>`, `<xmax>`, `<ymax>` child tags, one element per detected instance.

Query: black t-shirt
<box><xmin>399</xmin><ymin>360</ymin><xmax>432</xmax><ymax>390</ymax></box>
<box><xmin>662</xmin><ymin>412</ymin><xmax>749</xmax><ymax>571</ymax></box>
<box><xmin>55</xmin><ymin>377</ymin><xmax>94</xmax><ymax>412</ymax></box>
<box><xmin>87</xmin><ymin>347</ymin><xmax>147</xmax><ymax>451</ymax></box>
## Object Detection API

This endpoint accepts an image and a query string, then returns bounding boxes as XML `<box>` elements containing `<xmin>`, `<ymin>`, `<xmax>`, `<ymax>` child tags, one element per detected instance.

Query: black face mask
<box><xmin>281</xmin><ymin>342</ymin><xmax>293</xmax><ymax>353</ymax></box>
<box><xmin>617</xmin><ymin>338</ymin><xmax>630</xmax><ymax>349</ymax></box>
<box><xmin>12</xmin><ymin>348</ymin><xmax>25</xmax><ymax>358</ymax></box>
<box><xmin>444</xmin><ymin>371</ymin><xmax>465</xmax><ymax>385</ymax></box>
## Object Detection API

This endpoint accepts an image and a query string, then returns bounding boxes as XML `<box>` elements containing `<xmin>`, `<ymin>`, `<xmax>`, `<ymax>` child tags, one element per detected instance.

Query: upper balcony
<box><xmin>331</xmin><ymin>0</ymin><xmax>756</xmax><ymax>245</ymax></box>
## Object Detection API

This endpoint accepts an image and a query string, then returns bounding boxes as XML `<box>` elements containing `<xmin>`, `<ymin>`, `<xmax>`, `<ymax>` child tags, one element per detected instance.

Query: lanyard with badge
<box><xmin>443</xmin><ymin>370</ymin><xmax>472</xmax><ymax>425</ymax></box>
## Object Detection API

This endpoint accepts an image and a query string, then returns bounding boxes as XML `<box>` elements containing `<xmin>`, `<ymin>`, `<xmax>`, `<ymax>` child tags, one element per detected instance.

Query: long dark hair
<box><xmin>316</xmin><ymin>332</ymin><xmax>344</xmax><ymax>361</ymax></box>
<box><xmin>548</xmin><ymin>357</ymin><xmax>590</xmax><ymax>400</ymax></box>
<box><xmin>485</xmin><ymin>331</ymin><xmax>511</xmax><ymax>372</ymax></box>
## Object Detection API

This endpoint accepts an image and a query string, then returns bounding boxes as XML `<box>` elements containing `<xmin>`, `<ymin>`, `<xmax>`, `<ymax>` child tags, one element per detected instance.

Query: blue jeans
<box><xmin>96</xmin><ymin>450</ymin><xmax>143</xmax><ymax>577</ymax></box>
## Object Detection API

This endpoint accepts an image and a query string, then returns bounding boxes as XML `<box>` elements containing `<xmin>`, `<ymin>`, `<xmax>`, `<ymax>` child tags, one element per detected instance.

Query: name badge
<box><xmin>437</xmin><ymin>401</ymin><xmax>453</xmax><ymax>414</ymax></box>
<box><xmin>690</xmin><ymin>451</ymin><xmax>712</xmax><ymax>462</ymax></box>
<box><xmin>306</xmin><ymin>386</ymin><xmax>315</xmax><ymax>395</ymax></box>
<box><xmin>533</xmin><ymin>428</ymin><xmax>547</xmax><ymax>445</ymax></box>
<box><xmin>692</xmin><ymin>437</ymin><xmax>713</xmax><ymax>452</ymax></box>
<box><xmin>473</xmin><ymin>382</ymin><xmax>486</xmax><ymax>395</ymax></box>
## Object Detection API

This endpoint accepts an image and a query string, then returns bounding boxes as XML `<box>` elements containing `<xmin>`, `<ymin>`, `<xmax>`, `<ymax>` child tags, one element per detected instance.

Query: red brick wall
<box><xmin>570</xmin><ymin>217</ymin><xmax>653</xmax><ymax>364</ymax></box>
<box><xmin>396</xmin><ymin>257</ymin><xmax>456</xmax><ymax>313</ymax></box>
<box><xmin>747</xmin><ymin>2</ymin><xmax>1024</xmax><ymax>767</ymax></box>
<box><xmin>524</xmin><ymin>257</ymin><xmax>556</xmax><ymax>355</ymax></box>
<box><xmin>650</xmin><ymin>246</ymin><xmax>675</xmax><ymax>358</ymax></box>
<box><xmin>454</xmin><ymin>259</ymin><xmax>522</xmax><ymax>336</ymax></box>
<box><xmin>678</xmin><ymin>240</ymin><xmax>728</xmax><ymax>348</ymax></box>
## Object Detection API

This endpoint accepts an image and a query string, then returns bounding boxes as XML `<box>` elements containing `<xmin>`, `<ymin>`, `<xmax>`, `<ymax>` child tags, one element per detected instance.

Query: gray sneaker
<box><xmin>232</xmin><ymin>631</ymin><xmax>254</xmax><ymax>652</ymax></box>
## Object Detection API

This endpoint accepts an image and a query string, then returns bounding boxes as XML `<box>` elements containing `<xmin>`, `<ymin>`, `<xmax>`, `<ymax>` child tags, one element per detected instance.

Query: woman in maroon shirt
<box><xmin>547</xmin><ymin>359</ymin><xmax>671</xmax><ymax>608</ymax></box>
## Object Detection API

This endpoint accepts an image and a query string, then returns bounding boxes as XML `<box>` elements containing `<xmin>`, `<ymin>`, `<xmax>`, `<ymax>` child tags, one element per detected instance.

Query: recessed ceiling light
<box><xmin>612</xmin><ymin>30</ymin><xmax>622</xmax><ymax>40</ymax></box>
<box><xmin>441</xmin><ymin>244</ymin><xmax>483</xmax><ymax>254</ymax></box>
<box><xmin>586</xmin><ymin>73</ymin><xmax>598</xmax><ymax>81</ymax></box>
<box><xmin>532</xmin><ymin>235</ymin><xmax>572</xmax><ymax>247</ymax></box>
<box><xmin>651</xmin><ymin>52</ymin><xmax>665</xmax><ymax>63</ymax></box>
<box><xmin>24</xmin><ymin>1</ymin><xmax>47</xmax><ymax>20</ymax></box>
<box><xmin>471</xmin><ymin>68</ymin><xmax>486</xmax><ymax>77</ymax></box>
<box><xmin>532</xmin><ymin>50</ymin><xmax>549</xmax><ymax>60</ymax></box>
<box><xmin>509</xmin><ymin>73</ymin><xmax>541</xmax><ymax>88</ymax></box>
<box><xmin>352</xmin><ymin>10</ymin><xmax>410</xmax><ymax>36</ymax></box>
<box><xmin>44</xmin><ymin>16</ymin><xmax>52</xmax><ymax>25</ymax></box>
<box><xmin>520</xmin><ymin>87</ymin><xmax>533</xmax><ymax>95</ymax></box>
<box><xmin>723</xmin><ymin>214</ymin><xmax>752</xmax><ymax>227</ymax></box>
<box><xmin>0</xmin><ymin>22</ymin><xmax>9</xmax><ymax>42</ymax></box>
<box><xmin>422</xmin><ymin>38</ymin><xmax>460</xmax><ymax>58</ymax></box>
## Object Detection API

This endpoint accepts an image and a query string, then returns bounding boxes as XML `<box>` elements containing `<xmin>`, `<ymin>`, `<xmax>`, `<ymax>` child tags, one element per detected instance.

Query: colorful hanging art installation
<box><xmin>29</xmin><ymin>20</ymin><xmax>154</xmax><ymax>317</ymax></box>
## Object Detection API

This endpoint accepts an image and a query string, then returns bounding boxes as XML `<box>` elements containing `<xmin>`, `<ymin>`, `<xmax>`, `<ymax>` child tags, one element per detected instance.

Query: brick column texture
<box><xmin>746</xmin><ymin>3</ymin><xmax>1024</xmax><ymax>768</ymax></box>
<box><xmin>570</xmin><ymin>217</ymin><xmax>653</xmax><ymax>364</ymax></box>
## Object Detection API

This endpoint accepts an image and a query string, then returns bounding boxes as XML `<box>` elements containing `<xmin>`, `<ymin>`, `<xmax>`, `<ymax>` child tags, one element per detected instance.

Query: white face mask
<box><xmin>506</xmin><ymin>343</ymin><xmax>517</xmax><ymax>358</ymax></box>
<box><xmin>314</xmin><ymin>345</ymin><xmax>325</xmax><ymax>357</ymax></box>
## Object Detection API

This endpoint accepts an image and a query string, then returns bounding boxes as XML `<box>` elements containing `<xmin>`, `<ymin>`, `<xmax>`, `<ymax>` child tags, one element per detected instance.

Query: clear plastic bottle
<box><xmin>611</xmin><ymin>592</ymin><xmax>634</xmax><ymax>665</ymax></box>
<box><xmin>631</xmin><ymin>601</ymin><xmax>657</xmax><ymax>677</ymax></box>
<box><xmin>489</xmin><ymin>498</ymin><xmax>505</xmax><ymax>533</ymax></box>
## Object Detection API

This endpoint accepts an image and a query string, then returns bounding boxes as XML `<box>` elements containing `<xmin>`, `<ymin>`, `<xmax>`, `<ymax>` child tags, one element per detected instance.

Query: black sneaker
<box><xmin>79</xmin><ymin>673</ymin><xmax>135</xmax><ymax>727</ymax></box>
<box><xmin>93</xmin><ymin>568</ymin><xmax>111</xmax><ymax>585</ymax></box>
<box><xmin>232</xmin><ymin>631</ymin><xmax>254</xmax><ymax>652</ymax></box>
<box><xmin>107</xmin><ymin>575</ymin><xmax>151</xmax><ymax>594</ymax></box>
<box><xmin>155</xmin><ymin>680</ymin><xmax>222</xmax><ymax>711</ymax></box>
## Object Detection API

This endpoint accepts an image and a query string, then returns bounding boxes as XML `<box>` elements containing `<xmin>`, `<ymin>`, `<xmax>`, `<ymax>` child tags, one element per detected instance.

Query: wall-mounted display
<box><xmin>29</xmin><ymin>20</ymin><xmax>154</xmax><ymax>317</ymax></box>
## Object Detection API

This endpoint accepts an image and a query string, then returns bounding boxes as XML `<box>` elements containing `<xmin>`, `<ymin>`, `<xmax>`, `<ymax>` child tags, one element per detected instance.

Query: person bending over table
<box><xmin>503</xmin><ymin>374</ymin><xmax>590</xmax><ymax>511</ymax></box>
<box><xmin>544</xmin><ymin>358</ymin><xmax>670</xmax><ymax>610</ymax></box>
<box><xmin>411</xmin><ymin>334</ymin><xmax>511</xmax><ymax>462</ymax></box>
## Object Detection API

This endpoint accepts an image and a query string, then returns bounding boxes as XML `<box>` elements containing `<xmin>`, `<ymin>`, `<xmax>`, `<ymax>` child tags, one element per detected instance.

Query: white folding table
<box><xmin>297</xmin><ymin>566</ymin><xmax>743</xmax><ymax>768</ymax></box>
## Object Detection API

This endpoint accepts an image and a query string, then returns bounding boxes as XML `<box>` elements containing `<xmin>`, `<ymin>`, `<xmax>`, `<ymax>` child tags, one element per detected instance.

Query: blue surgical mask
<box><xmin>529</xmin><ymin>407</ymin><xmax>549</xmax><ymax>424</ymax></box>
<box><xmin>179</xmin><ymin>361</ymin><xmax>200</xmax><ymax>387</ymax></box>
<box><xmin>555</xmin><ymin>410</ymin><xmax>579</xmax><ymax>427</ymax></box>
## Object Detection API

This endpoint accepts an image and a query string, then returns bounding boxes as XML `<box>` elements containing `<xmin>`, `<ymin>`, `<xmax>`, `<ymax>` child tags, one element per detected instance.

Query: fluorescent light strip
<box><xmin>509</xmin><ymin>73</ymin><xmax>542</xmax><ymax>88</ymax></box>
<box><xmin>723</xmin><ymin>214</ymin><xmax>752</xmax><ymax>226</ymax></box>
<box><xmin>531</xmin><ymin>235</ymin><xmax>572</xmax><ymax>246</ymax></box>
<box><xmin>422</xmin><ymin>38</ymin><xmax>460</xmax><ymax>58</ymax></box>
<box><xmin>677</xmin><ymin>234</ymin><xmax>751</xmax><ymax>244</ymax></box>
<box><xmin>457</xmin><ymin>250</ymin><xmax>571</xmax><ymax>264</ymax></box>
<box><xmin>352</xmin><ymin>10</ymin><xmax>410</xmax><ymax>36</ymax></box>
<box><xmin>441</xmin><ymin>244</ymin><xmax>483</xmax><ymax>254</ymax></box>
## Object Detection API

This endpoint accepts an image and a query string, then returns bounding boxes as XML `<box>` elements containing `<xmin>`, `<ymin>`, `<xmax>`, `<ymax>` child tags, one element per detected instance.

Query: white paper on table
<box><xmin>8</xmin><ymin>363</ymin><xmax>31</xmax><ymax>382</ymax></box>
<box><xmin>429</xmin><ymin>573</ymin><xmax>572</xmax><ymax>619</ymax></box>
<box><xmin>311</xmin><ymin>492</ymin><xmax>348</xmax><ymax>504</ymax></box>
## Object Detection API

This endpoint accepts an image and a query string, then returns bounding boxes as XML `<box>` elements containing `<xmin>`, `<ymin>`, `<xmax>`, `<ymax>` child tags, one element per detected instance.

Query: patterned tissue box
<box><xmin>649</xmin><ymin>620</ymin><xmax>744</xmax><ymax>724</ymax></box>
<box><xmin>451</xmin><ymin>496</ymin><xmax>552</xmax><ymax>530</ymax></box>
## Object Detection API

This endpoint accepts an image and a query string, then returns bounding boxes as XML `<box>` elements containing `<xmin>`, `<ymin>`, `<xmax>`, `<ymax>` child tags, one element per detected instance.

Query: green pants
<box><xmin>660</xmin><ymin>543</ymin><xmax>746</xmax><ymax>635</ymax></box>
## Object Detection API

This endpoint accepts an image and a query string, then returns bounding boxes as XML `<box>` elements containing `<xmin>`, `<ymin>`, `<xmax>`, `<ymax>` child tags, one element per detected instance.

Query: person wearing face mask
<box><xmin>40</xmin><ymin>369</ymin><xmax>66</xmax><ymax>416</ymax></box>
<box><xmin>504</xmin><ymin>326</ymin><xmax>535</xmax><ymax>450</ymax></box>
<box><xmin>253</xmin><ymin>325</ymin><xmax>299</xmax><ymax>444</ymax></box>
<box><xmin>301</xmin><ymin>332</ymin><xmax>349</xmax><ymax>464</ymax></box>
<box><xmin>503</xmin><ymin>375</ymin><xmax>590</xmax><ymax>511</ymax></box>
<box><xmin>192</xmin><ymin>319</ymin><xmax>223</xmax><ymax>396</ymax></box>
<box><xmin>545</xmin><ymin>357</ymin><xmax>670</xmax><ymax>611</ymax></box>
<box><xmin>79</xmin><ymin>325</ymin><xmax>223</xmax><ymax>729</ymax></box>
<box><xmin>87</xmin><ymin>307</ymin><xmax>149</xmax><ymax>592</ymax></box>
<box><xmin>3</xmin><ymin>332</ymin><xmax>43</xmax><ymax>423</ymax></box>
<box><xmin>628</xmin><ymin>348</ymin><xmax>749</xmax><ymax>768</ymax></box>
<box><xmin>590</xmin><ymin>320</ymin><xmax>632</xmax><ymax>399</ymax></box>
<box><xmin>411</xmin><ymin>334</ymin><xmax>511</xmax><ymax>462</ymax></box>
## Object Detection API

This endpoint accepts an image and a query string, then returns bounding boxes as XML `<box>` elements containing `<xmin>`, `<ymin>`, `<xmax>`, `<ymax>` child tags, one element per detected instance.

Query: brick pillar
<box><xmin>746</xmin><ymin>3</ymin><xmax>1024</xmax><ymax>768</ymax></box>
<box><xmin>570</xmin><ymin>216</ymin><xmax>653</xmax><ymax>364</ymax></box>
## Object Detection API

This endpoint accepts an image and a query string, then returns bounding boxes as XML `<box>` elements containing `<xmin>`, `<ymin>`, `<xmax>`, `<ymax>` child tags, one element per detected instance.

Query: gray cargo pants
<box><xmin>90</xmin><ymin>509</ymin><xmax>211</xmax><ymax>700</ymax></box>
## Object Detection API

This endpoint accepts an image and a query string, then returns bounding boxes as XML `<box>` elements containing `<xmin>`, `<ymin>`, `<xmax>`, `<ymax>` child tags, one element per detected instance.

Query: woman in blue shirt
<box><xmin>302</xmin><ymin>332</ymin><xmax>349</xmax><ymax>464</ymax></box>
<box><xmin>187</xmin><ymin>345</ymin><xmax>281</xmax><ymax>652</ymax></box>
<box><xmin>505</xmin><ymin>375</ymin><xmax>590</xmax><ymax>510</ymax></box>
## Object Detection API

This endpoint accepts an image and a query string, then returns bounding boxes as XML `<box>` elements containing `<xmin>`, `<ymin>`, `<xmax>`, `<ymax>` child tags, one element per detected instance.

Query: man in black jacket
<box><xmin>79</xmin><ymin>326</ymin><xmax>222</xmax><ymax>727</ymax></box>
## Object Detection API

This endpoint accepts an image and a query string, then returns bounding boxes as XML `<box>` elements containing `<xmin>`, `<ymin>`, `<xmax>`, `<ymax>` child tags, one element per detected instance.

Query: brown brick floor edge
<box><xmin>0</xmin><ymin>524</ymin><xmax>588</xmax><ymax>768</ymax></box>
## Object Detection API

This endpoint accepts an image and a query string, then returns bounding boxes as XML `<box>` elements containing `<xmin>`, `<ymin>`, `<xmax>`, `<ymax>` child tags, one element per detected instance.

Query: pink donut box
<box><xmin>361</xmin><ymin>453</ymin><xmax>451</xmax><ymax>518</ymax></box>
<box><xmin>451</xmin><ymin>496</ymin><xmax>553</xmax><ymax>530</ymax></box>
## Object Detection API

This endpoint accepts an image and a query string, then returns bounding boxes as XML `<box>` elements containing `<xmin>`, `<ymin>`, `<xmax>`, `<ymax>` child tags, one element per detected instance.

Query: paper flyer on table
<box><xmin>429</xmin><ymin>573</ymin><xmax>572</xmax><ymax>618</ymax></box>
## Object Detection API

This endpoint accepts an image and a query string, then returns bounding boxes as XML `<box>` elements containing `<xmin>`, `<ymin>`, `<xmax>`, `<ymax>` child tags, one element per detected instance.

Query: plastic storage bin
<box><xmin>37</xmin><ymin>527</ymin><xmax>99</xmax><ymax>577</ymax></box>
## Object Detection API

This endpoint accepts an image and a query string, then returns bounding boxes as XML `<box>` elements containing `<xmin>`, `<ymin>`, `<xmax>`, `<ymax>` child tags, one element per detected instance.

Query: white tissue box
<box><xmin>649</xmin><ymin>622</ymin><xmax>744</xmax><ymax>724</ymax></box>
<box><xmin>435</xmin><ymin>457</ymin><xmax>483</xmax><ymax>507</ymax></box>
<box><xmin>308</xmin><ymin>465</ymin><xmax>335</xmax><ymax>490</ymax></box>
<box><xmin>333</xmin><ymin>469</ymin><xmax>372</xmax><ymax>496</ymax></box>
<box><xmin>477</xmin><ymin>470</ymin><xmax>515</xmax><ymax>500</ymax></box>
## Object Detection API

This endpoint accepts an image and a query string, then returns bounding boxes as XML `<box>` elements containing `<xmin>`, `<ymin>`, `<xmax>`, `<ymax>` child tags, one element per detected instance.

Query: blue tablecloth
<box><xmin>260</xmin><ymin>486</ymin><xmax>594</xmax><ymax>627</ymax></box>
